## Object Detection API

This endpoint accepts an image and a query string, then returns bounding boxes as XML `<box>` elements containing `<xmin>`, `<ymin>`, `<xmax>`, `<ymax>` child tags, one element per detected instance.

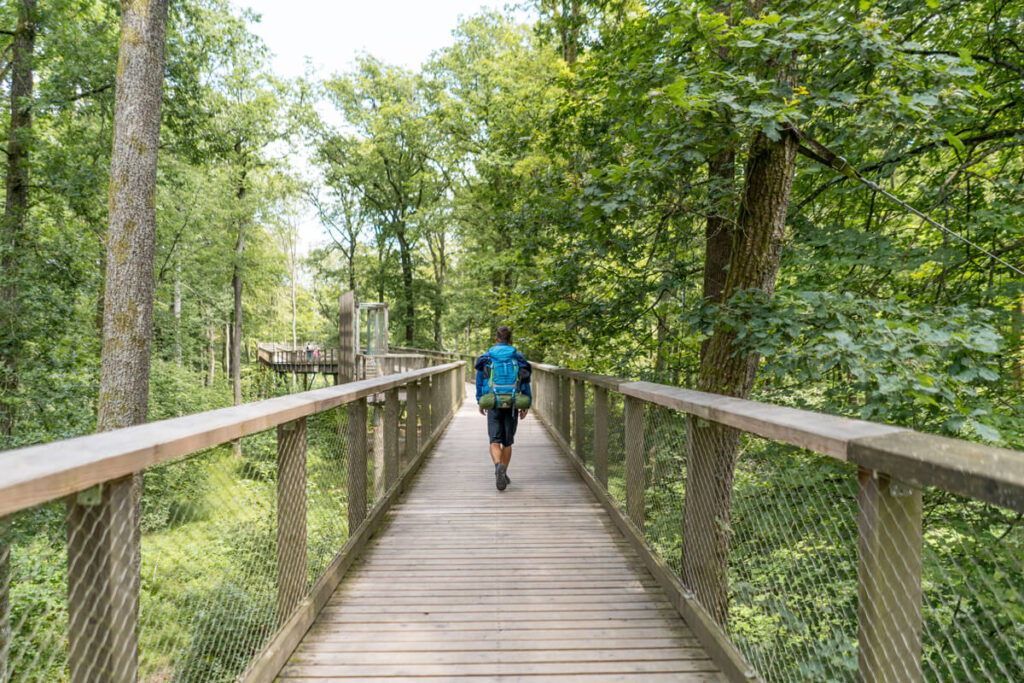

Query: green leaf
<box><xmin>944</xmin><ymin>131</ymin><xmax>965</xmax><ymax>154</ymax></box>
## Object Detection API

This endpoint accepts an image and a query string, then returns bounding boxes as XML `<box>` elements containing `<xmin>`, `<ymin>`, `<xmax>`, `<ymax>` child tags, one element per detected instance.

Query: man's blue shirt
<box><xmin>475</xmin><ymin>344</ymin><xmax>532</xmax><ymax>402</ymax></box>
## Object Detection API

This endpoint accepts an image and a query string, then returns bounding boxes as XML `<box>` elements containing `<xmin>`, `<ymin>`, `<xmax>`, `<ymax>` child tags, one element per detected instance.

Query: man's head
<box><xmin>495</xmin><ymin>326</ymin><xmax>512</xmax><ymax>345</ymax></box>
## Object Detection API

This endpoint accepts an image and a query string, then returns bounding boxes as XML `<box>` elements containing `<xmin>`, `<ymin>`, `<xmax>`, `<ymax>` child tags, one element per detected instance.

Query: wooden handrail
<box><xmin>619</xmin><ymin>381</ymin><xmax>905</xmax><ymax>459</ymax></box>
<box><xmin>0</xmin><ymin>362</ymin><xmax>464</xmax><ymax>518</ymax></box>
<box><xmin>530</xmin><ymin>367</ymin><xmax>1024</xmax><ymax>513</ymax></box>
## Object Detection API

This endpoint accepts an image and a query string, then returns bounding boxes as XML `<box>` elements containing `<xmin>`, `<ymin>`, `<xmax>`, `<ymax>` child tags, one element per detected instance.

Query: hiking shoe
<box><xmin>495</xmin><ymin>462</ymin><xmax>508</xmax><ymax>491</ymax></box>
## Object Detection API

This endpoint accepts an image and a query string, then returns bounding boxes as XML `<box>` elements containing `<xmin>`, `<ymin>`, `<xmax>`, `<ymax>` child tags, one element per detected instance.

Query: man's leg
<box><xmin>500</xmin><ymin>446</ymin><xmax>512</xmax><ymax>468</ymax></box>
<box><xmin>490</xmin><ymin>442</ymin><xmax>503</xmax><ymax>465</ymax></box>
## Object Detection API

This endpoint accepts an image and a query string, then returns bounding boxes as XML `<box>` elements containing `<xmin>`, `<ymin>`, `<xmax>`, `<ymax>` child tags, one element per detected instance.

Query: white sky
<box><xmin>230</xmin><ymin>0</ymin><xmax>533</xmax><ymax>254</ymax></box>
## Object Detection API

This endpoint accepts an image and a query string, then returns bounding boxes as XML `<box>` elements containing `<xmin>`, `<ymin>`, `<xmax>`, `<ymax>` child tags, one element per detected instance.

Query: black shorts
<box><xmin>487</xmin><ymin>408</ymin><xmax>519</xmax><ymax>446</ymax></box>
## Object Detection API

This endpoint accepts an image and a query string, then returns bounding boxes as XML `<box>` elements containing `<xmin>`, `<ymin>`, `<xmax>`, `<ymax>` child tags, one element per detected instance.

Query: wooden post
<box><xmin>573</xmin><ymin>379</ymin><xmax>586</xmax><ymax>463</ymax></box>
<box><xmin>405</xmin><ymin>381</ymin><xmax>419</xmax><ymax>464</ymax></box>
<box><xmin>594</xmin><ymin>386</ymin><xmax>609</xmax><ymax>487</ymax></box>
<box><xmin>559</xmin><ymin>375</ymin><xmax>570</xmax><ymax>441</ymax></box>
<box><xmin>624</xmin><ymin>396</ymin><xmax>645</xmax><ymax>530</ymax></box>
<box><xmin>431</xmin><ymin>373</ymin><xmax>442</xmax><ymax>435</ymax></box>
<box><xmin>347</xmin><ymin>398</ymin><xmax>367</xmax><ymax>531</ymax></box>
<box><xmin>277</xmin><ymin>417</ymin><xmax>306</xmax><ymax>625</ymax></box>
<box><xmin>858</xmin><ymin>468</ymin><xmax>923</xmax><ymax>683</ymax></box>
<box><xmin>422</xmin><ymin>375</ymin><xmax>433</xmax><ymax>439</ymax></box>
<box><xmin>372</xmin><ymin>404</ymin><xmax>385</xmax><ymax>499</ymax></box>
<box><xmin>66</xmin><ymin>475</ymin><xmax>140</xmax><ymax>682</ymax></box>
<box><xmin>384</xmin><ymin>388</ymin><xmax>399</xmax><ymax>490</ymax></box>
<box><xmin>338</xmin><ymin>291</ymin><xmax>356</xmax><ymax>383</ymax></box>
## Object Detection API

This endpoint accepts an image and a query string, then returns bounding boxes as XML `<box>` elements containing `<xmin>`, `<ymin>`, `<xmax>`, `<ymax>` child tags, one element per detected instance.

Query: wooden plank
<box><xmin>620</xmin><ymin>380</ymin><xmax>904</xmax><ymax>460</ymax></box>
<box><xmin>280</xmin><ymin>660</ymin><xmax>720</xmax><ymax>676</ymax></box>
<box><xmin>289</xmin><ymin>648</ymin><xmax>713</xmax><ymax>664</ymax></box>
<box><xmin>849</xmin><ymin>431</ymin><xmax>1024</xmax><ymax>513</ymax></box>
<box><xmin>278</xmin><ymin>674</ymin><xmax>724</xmax><ymax>683</ymax></box>
<box><xmin>302</xmin><ymin>625</ymin><xmax>695</xmax><ymax>640</ymax></box>
<box><xmin>296</xmin><ymin>638</ymin><xmax>701</xmax><ymax>652</ymax></box>
<box><xmin>0</xmin><ymin>362</ymin><xmax>465</xmax><ymax>517</ymax></box>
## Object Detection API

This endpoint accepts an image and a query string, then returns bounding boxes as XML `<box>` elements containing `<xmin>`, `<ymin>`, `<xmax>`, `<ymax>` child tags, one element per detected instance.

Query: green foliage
<box><xmin>684</xmin><ymin>290</ymin><xmax>1006</xmax><ymax>439</ymax></box>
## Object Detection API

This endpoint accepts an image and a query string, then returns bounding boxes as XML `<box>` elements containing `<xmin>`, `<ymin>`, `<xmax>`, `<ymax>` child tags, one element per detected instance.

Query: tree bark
<box><xmin>207</xmin><ymin>324</ymin><xmax>216</xmax><ymax>385</ymax></box>
<box><xmin>396</xmin><ymin>228</ymin><xmax>415</xmax><ymax>343</ymax></box>
<box><xmin>232</xmin><ymin>177</ymin><xmax>246</xmax><ymax>408</ymax></box>
<box><xmin>173</xmin><ymin>263</ymin><xmax>182</xmax><ymax>367</ymax></box>
<box><xmin>701</xmin><ymin>150</ymin><xmax>736</xmax><ymax>362</ymax></box>
<box><xmin>682</xmin><ymin>127</ymin><xmax>798</xmax><ymax>627</ymax></box>
<box><xmin>67</xmin><ymin>2</ymin><xmax>168</xmax><ymax>680</ymax></box>
<box><xmin>0</xmin><ymin>0</ymin><xmax>36</xmax><ymax>439</ymax></box>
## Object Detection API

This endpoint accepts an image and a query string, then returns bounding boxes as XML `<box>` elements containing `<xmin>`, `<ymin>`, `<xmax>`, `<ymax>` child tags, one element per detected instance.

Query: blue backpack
<box><xmin>480</xmin><ymin>345</ymin><xmax>531</xmax><ymax>410</ymax></box>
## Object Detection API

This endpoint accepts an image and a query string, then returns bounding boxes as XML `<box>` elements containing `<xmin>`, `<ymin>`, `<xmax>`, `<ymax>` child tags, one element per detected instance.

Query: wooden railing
<box><xmin>0</xmin><ymin>362</ymin><xmax>467</xmax><ymax>683</ymax></box>
<box><xmin>529</xmin><ymin>363</ymin><xmax>1024</xmax><ymax>682</ymax></box>
<box><xmin>390</xmin><ymin>345</ymin><xmax>477</xmax><ymax>367</ymax></box>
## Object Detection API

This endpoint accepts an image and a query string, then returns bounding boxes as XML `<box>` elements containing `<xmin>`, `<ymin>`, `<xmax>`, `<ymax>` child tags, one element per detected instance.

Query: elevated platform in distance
<box><xmin>257</xmin><ymin>343</ymin><xmax>339</xmax><ymax>376</ymax></box>
<box><xmin>278</xmin><ymin>399</ymin><xmax>724</xmax><ymax>682</ymax></box>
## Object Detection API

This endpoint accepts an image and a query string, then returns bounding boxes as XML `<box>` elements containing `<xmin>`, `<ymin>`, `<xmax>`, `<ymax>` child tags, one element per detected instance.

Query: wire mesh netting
<box><xmin>919</xmin><ymin>492</ymin><xmax>1024</xmax><ymax>680</ymax></box>
<box><xmin>605</xmin><ymin>391</ymin><xmax>627</xmax><ymax>514</ymax></box>
<box><xmin>528</xmin><ymin>368</ymin><xmax>1024</xmax><ymax>682</ymax></box>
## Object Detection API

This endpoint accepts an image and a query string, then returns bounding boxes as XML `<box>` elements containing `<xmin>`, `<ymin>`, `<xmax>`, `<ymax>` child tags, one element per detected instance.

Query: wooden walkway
<box><xmin>278</xmin><ymin>398</ymin><xmax>725</xmax><ymax>682</ymax></box>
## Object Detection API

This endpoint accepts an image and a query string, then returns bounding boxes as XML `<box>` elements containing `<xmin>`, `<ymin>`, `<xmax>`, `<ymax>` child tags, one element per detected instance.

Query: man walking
<box><xmin>475</xmin><ymin>326</ymin><xmax>531</xmax><ymax>491</ymax></box>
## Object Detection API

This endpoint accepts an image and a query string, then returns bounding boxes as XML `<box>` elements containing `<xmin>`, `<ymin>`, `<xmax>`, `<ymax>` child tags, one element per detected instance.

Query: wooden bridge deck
<box><xmin>278</xmin><ymin>399</ymin><xmax>725</xmax><ymax>682</ymax></box>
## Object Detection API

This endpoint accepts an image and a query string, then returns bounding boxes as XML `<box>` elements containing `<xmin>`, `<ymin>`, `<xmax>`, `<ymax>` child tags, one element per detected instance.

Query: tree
<box><xmin>65</xmin><ymin>1</ymin><xmax>168</xmax><ymax>679</ymax></box>
<box><xmin>319</xmin><ymin>57</ymin><xmax>445</xmax><ymax>344</ymax></box>
<box><xmin>0</xmin><ymin>0</ymin><xmax>36</xmax><ymax>437</ymax></box>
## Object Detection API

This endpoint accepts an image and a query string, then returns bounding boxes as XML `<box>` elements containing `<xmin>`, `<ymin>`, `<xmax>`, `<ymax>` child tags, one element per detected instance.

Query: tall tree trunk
<box><xmin>232</xmin><ymin>174</ymin><xmax>246</xmax><ymax>408</ymax></box>
<box><xmin>566</xmin><ymin>0</ymin><xmax>580</xmax><ymax>65</ymax></box>
<box><xmin>207</xmin><ymin>324</ymin><xmax>216</xmax><ymax>385</ymax></box>
<box><xmin>396</xmin><ymin>229</ymin><xmax>414</xmax><ymax>343</ymax></box>
<box><xmin>66</xmin><ymin>3</ymin><xmax>167</xmax><ymax>681</ymax></box>
<box><xmin>173</xmin><ymin>263</ymin><xmax>182</xmax><ymax>367</ymax></box>
<box><xmin>682</xmin><ymin>128</ymin><xmax>798</xmax><ymax>627</ymax></box>
<box><xmin>0</xmin><ymin>0</ymin><xmax>36</xmax><ymax>439</ymax></box>
<box><xmin>701</xmin><ymin>150</ymin><xmax>736</xmax><ymax>361</ymax></box>
<box><xmin>291</xmin><ymin>233</ymin><xmax>297</xmax><ymax>393</ymax></box>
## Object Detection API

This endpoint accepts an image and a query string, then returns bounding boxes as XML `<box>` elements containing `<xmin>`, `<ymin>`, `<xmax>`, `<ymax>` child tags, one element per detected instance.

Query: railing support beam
<box><xmin>347</xmin><ymin>398</ymin><xmax>367</xmax><ymax>532</ymax></box>
<box><xmin>384</xmin><ymin>388</ymin><xmax>399</xmax><ymax>490</ymax></box>
<box><xmin>422</xmin><ymin>376</ymin><xmax>433</xmax><ymax>439</ymax></box>
<box><xmin>277</xmin><ymin>417</ymin><xmax>307</xmax><ymax>625</ymax></box>
<box><xmin>858</xmin><ymin>468</ymin><xmax>923</xmax><ymax>683</ymax></box>
<box><xmin>624</xmin><ymin>395</ymin><xmax>645</xmax><ymax>530</ymax></box>
<box><xmin>593</xmin><ymin>386</ymin><xmax>609</xmax><ymax>487</ymax></box>
<box><xmin>405</xmin><ymin>381</ymin><xmax>418</xmax><ymax>465</ymax></box>
<box><xmin>559</xmin><ymin>376</ymin><xmax>570</xmax><ymax>441</ymax></box>
<box><xmin>66</xmin><ymin>475</ymin><xmax>140</xmax><ymax>683</ymax></box>
<box><xmin>573</xmin><ymin>379</ymin><xmax>585</xmax><ymax>463</ymax></box>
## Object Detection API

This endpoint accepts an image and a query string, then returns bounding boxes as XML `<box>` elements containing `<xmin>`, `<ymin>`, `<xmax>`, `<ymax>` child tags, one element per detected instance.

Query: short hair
<box><xmin>495</xmin><ymin>326</ymin><xmax>512</xmax><ymax>344</ymax></box>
